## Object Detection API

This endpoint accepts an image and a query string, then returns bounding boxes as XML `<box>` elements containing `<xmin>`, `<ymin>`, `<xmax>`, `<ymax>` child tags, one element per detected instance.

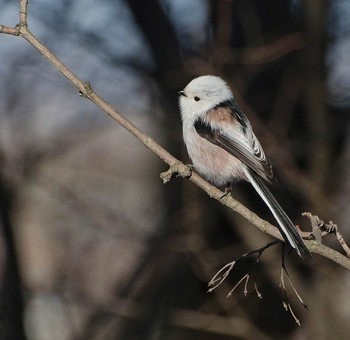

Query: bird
<box><xmin>178</xmin><ymin>75</ymin><xmax>311</xmax><ymax>259</ymax></box>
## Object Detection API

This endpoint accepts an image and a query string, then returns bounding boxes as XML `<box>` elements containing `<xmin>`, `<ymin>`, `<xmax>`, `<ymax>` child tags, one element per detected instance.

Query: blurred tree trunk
<box><xmin>0</xmin><ymin>176</ymin><xmax>26</xmax><ymax>340</ymax></box>
<box><xmin>302</xmin><ymin>0</ymin><xmax>330</xmax><ymax>189</ymax></box>
<box><xmin>127</xmin><ymin>0</ymin><xmax>182</xmax><ymax>81</ymax></box>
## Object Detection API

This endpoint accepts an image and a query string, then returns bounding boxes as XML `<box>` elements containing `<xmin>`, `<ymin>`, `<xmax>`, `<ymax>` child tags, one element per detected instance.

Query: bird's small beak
<box><xmin>178</xmin><ymin>90</ymin><xmax>186</xmax><ymax>97</ymax></box>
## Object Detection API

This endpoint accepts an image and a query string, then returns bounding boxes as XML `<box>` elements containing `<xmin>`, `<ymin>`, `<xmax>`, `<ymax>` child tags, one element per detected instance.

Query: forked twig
<box><xmin>208</xmin><ymin>240</ymin><xmax>281</xmax><ymax>295</ymax></box>
<box><xmin>302</xmin><ymin>212</ymin><xmax>350</xmax><ymax>257</ymax></box>
<box><xmin>278</xmin><ymin>248</ymin><xmax>308</xmax><ymax>326</ymax></box>
<box><xmin>227</xmin><ymin>273</ymin><xmax>250</xmax><ymax>297</ymax></box>
<box><xmin>209</xmin><ymin>241</ymin><xmax>309</xmax><ymax>325</ymax></box>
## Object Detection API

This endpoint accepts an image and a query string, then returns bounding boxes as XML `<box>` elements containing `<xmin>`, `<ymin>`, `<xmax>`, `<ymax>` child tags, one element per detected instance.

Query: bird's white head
<box><xmin>178</xmin><ymin>75</ymin><xmax>234</xmax><ymax>123</ymax></box>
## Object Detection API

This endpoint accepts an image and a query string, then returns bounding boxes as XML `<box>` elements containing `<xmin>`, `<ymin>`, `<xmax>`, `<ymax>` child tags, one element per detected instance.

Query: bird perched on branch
<box><xmin>178</xmin><ymin>75</ymin><xmax>311</xmax><ymax>259</ymax></box>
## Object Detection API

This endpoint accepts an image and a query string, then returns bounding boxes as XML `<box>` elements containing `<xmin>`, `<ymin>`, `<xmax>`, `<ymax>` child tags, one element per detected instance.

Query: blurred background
<box><xmin>1</xmin><ymin>0</ymin><xmax>350</xmax><ymax>339</ymax></box>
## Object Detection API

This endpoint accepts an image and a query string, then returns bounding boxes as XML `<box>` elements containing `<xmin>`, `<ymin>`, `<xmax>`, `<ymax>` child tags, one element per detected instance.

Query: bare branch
<box><xmin>209</xmin><ymin>242</ymin><xmax>308</xmax><ymax>324</ymax></box>
<box><xmin>208</xmin><ymin>241</ymin><xmax>281</xmax><ymax>294</ymax></box>
<box><xmin>302</xmin><ymin>212</ymin><xmax>350</xmax><ymax>258</ymax></box>
<box><xmin>279</xmin><ymin>255</ymin><xmax>305</xmax><ymax>326</ymax></box>
<box><xmin>19</xmin><ymin>0</ymin><xmax>28</xmax><ymax>27</ymax></box>
<box><xmin>335</xmin><ymin>229</ymin><xmax>350</xmax><ymax>258</ymax></box>
<box><xmin>1</xmin><ymin>1</ymin><xmax>350</xmax><ymax>270</ymax></box>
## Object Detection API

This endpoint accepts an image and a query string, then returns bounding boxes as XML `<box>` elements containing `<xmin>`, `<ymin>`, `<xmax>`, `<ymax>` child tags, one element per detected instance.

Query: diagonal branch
<box><xmin>1</xmin><ymin>0</ymin><xmax>350</xmax><ymax>271</ymax></box>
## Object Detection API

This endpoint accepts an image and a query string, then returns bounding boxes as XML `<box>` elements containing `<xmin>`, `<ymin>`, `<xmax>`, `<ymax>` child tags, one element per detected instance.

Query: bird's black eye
<box><xmin>194</xmin><ymin>96</ymin><xmax>200</xmax><ymax>102</ymax></box>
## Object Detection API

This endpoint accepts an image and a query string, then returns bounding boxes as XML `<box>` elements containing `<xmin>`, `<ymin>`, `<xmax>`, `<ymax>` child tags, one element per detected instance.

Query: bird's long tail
<box><xmin>245</xmin><ymin>170</ymin><xmax>311</xmax><ymax>259</ymax></box>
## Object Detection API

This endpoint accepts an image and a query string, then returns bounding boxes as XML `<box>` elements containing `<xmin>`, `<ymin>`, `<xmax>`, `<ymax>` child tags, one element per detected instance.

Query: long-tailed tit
<box><xmin>178</xmin><ymin>75</ymin><xmax>311</xmax><ymax>259</ymax></box>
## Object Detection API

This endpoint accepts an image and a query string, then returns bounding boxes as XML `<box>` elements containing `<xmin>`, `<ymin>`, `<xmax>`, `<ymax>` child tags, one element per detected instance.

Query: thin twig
<box><xmin>208</xmin><ymin>261</ymin><xmax>236</xmax><ymax>292</ymax></box>
<box><xmin>302</xmin><ymin>212</ymin><xmax>350</xmax><ymax>258</ymax></box>
<box><xmin>254</xmin><ymin>278</ymin><xmax>262</xmax><ymax>299</ymax></box>
<box><xmin>208</xmin><ymin>241</ymin><xmax>281</xmax><ymax>294</ymax></box>
<box><xmin>278</xmin><ymin>251</ymin><xmax>304</xmax><ymax>326</ymax></box>
<box><xmin>282</xmin><ymin>256</ymin><xmax>308</xmax><ymax>310</ymax></box>
<box><xmin>335</xmin><ymin>230</ymin><xmax>350</xmax><ymax>257</ymax></box>
<box><xmin>227</xmin><ymin>274</ymin><xmax>249</xmax><ymax>297</ymax></box>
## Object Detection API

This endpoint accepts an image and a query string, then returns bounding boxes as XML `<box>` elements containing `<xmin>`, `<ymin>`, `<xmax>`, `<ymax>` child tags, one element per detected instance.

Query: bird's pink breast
<box><xmin>184</xmin><ymin>126</ymin><xmax>246</xmax><ymax>186</ymax></box>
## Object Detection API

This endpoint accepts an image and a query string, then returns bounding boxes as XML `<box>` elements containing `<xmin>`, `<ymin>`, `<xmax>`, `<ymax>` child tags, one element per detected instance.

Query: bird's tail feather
<box><xmin>246</xmin><ymin>170</ymin><xmax>311</xmax><ymax>259</ymax></box>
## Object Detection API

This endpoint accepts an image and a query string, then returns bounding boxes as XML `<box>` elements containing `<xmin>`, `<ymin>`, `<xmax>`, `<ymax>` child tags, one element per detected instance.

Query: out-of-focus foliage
<box><xmin>1</xmin><ymin>1</ymin><xmax>350</xmax><ymax>339</ymax></box>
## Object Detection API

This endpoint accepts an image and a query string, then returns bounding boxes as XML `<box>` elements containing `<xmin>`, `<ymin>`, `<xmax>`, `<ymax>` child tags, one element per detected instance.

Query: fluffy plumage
<box><xmin>179</xmin><ymin>75</ymin><xmax>311</xmax><ymax>259</ymax></box>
